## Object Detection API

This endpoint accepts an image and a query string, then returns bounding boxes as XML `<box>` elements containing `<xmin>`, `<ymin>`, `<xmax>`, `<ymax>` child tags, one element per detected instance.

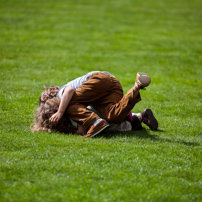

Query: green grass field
<box><xmin>0</xmin><ymin>0</ymin><xmax>202</xmax><ymax>201</ymax></box>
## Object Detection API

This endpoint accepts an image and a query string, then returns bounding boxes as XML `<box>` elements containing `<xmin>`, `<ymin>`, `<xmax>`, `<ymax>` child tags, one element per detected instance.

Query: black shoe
<box><xmin>142</xmin><ymin>109</ymin><xmax>158</xmax><ymax>130</ymax></box>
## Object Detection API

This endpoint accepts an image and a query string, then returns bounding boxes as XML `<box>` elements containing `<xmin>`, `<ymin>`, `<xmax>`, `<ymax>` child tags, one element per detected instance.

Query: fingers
<box><xmin>49</xmin><ymin>115</ymin><xmax>58</xmax><ymax>125</ymax></box>
<box><xmin>49</xmin><ymin>112</ymin><xmax>62</xmax><ymax>125</ymax></box>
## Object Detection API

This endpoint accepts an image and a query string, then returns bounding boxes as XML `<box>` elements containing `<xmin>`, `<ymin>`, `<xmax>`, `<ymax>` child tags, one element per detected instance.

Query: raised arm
<box><xmin>49</xmin><ymin>86</ymin><xmax>74</xmax><ymax>124</ymax></box>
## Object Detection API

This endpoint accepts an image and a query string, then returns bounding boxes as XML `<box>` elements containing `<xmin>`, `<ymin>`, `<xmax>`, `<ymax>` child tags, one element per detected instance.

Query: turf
<box><xmin>0</xmin><ymin>0</ymin><xmax>202</xmax><ymax>201</ymax></box>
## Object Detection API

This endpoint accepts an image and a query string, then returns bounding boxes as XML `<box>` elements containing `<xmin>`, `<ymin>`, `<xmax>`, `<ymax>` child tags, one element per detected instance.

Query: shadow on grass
<box><xmin>97</xmin><ymin>128</ymin><xmax>200</xmax><ymax>147</ymax></box>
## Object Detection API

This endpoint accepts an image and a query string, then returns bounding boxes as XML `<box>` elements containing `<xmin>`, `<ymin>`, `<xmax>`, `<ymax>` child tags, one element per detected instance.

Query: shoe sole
<box><xmin>137</xmin><ymin>72</ymin><xmax>151</xmax><ymax>88</ymax></box>
<box><xmin>90</xmin><ymin>124</ymin><xmax>109</xmax><ymax>138</ymax></box>
<box><xmin>145</xmin><ymin>109</ymin><xmax>158</xmax><ymax>130</ymax></box>
<box><xmin>82</xmin><ymin>124</ymin><xmax>109</xmax><ymax>138</ymax></box>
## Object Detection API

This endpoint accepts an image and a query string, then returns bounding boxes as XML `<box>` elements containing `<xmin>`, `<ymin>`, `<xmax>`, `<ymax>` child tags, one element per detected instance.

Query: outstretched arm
<box><xmin>49</xmin><ymin>86</ymin><xmax>74</xmax><ymax>124</ymax></box>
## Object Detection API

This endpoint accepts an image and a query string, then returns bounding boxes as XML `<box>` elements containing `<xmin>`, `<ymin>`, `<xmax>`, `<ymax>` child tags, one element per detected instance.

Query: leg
<box><xmin>93</xmin><ymin>76</ymin><xmax>142</xmax><ymax>124</ymax></box>
<box><xmin>65</xmin><ymin>73</ymin><xmax>114</xmax><ymax>135</ymax></box>
<box><xmin>65</xmin><ymin>102</ymin><xmax>101</xmax><ymax>130</ymax></box>
<box><xmin>129</xmin><ymin>109</ymin><xmax>158</xmax><ymax>131</ymax></box>
<box><xmin>66</xmin><ymin>72</ymin><xmax>116</xmax><ymax>129</ymax></box>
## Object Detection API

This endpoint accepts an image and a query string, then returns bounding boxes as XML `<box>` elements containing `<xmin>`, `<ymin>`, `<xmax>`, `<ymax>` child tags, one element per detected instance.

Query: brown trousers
<box><xmin>65</xmin><ymin>72</ymin><xmax>141</xmax><ymax>129</ymax></box>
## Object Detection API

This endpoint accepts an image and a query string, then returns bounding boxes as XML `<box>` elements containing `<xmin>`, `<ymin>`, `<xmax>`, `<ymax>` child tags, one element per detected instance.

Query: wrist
<box><xmin>57</xmin><ymin>111</ymin><xmax>64</xmax><ymax>116</ymax></box>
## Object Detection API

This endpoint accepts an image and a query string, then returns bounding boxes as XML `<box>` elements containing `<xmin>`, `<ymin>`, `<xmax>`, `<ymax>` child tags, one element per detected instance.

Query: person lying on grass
<box><xmin>32</xmin><ymin>93</ymin><xmax>155</xmax><ymax>134</ymax></box>
<box><xmin>31</xmin><ymin>71</ymin><xmax>158</xmax><ymax>137</ymax></box>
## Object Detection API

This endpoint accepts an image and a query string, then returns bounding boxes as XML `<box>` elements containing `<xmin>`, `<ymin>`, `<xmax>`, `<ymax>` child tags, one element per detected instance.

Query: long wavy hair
<box><xmin>39</xmin><ymin>86</ymin><xmax>60</xmax><ymax>105</ymax></box>
<box><xmin>31</xmin><ymin>86</ymin><xmax>76</xmax><ymax>134</ymax></box>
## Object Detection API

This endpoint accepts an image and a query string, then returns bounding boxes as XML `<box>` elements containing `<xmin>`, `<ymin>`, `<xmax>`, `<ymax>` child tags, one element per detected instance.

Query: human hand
<box><xmin>49</xmin><ymin>112</ymin><xmax>63</xmax><ymax>125</ymax></box>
